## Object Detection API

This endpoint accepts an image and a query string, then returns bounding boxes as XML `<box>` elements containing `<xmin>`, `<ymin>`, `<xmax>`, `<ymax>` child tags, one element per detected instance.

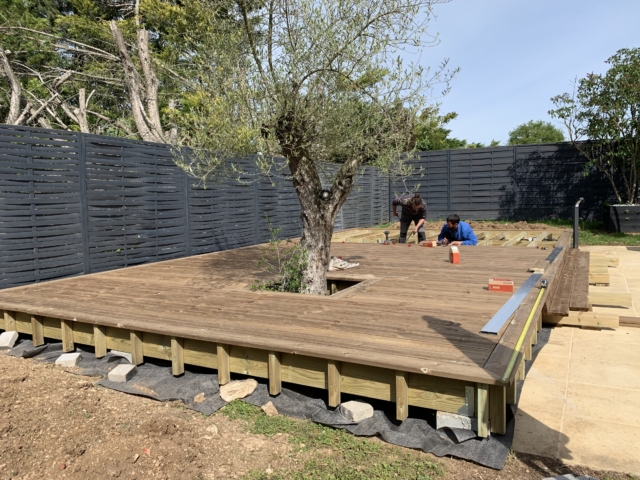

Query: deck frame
<box><xmin>0</xmin><ymin>232</ymin><xmax>572</xmax><ymax>437</ymax></box>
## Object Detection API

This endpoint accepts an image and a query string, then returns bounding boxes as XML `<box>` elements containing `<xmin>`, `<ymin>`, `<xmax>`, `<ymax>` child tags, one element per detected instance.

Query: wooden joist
<box><xmin>620</xmin><ymin>316</ymin><xmax>640</xmax><ymax>328</ymax></box>
<box><xmin>543</xmin><ymin>311</ymin><xmax>619</xmax><ymax>329</ymax></box>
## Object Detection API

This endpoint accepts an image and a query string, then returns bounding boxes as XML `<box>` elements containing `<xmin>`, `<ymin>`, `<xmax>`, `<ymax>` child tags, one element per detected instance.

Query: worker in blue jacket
<box><xmin>437</xmin><ymin>214</ymin><xmax>478</xmax><ymax>246</ymax></box>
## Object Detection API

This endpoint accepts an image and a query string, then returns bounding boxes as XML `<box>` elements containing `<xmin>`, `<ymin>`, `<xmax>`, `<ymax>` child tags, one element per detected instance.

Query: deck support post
<box><xmin>171</xmin><ymin>337</ymin><xmax>185</xmax><ymax>376</ymax></box>
<box><xmin>327</xmin><ymin>360</ymin><xmax>341</xmax><ymax>408</ymax></box>
<box><xmin>268</xmin><ymin>352</ymin><xmax>282</xmax><ymax>395</ymax></box>
<box><xmin>506</xmin><ymin>379</ymin><xmax>517</xmax><ymax>405</ymax></box>
<box><xmin>217</xmin><ymin>344</ymin><xmax>230</xmax><ymax>385</ymax></box>
<box><xmin>524</xmin><ymin>337</ymin><xmax>533</xmax><ymax>361</ymax></box>
<box><xmin>31</xmin><ymin>315</ymin><xmax>44</xmax><ymax>347</ymax></box>
<box><xmin>489</xmin><ymin>385</ymin><xmax>506</xmax><ymax>434</ymax></box>
<box><xmin>4</xmin><ymin>311</ymin><xmax>17</xmax><ymax>332</ymax></box>
<box><xmin>516</xmin><ymin>357</ymin><xmax>526</xmax><ymax>381</ymax></box>
<box><xmin>94</xmin><ymin>326</ymin><xmax>107</xmax><ymax>358</ymax></box>
<box><xmin>130</xmin><ymin>330</ymin><xmax>144</xmax><ymax>365</ymax></box>
<box><xmin>61</xmin><ymin>320</ymin><xmax>74</xmax><ymax>352</ymax></box>
<box><xmin>476</xmin><ymin>383</ymin><xmax>490</xmax><ymax>438</ymax></box>
<box><xmin>395</xmin><ymin>371</ymin><xmax>409</xmax><ymax>421</ymax></box>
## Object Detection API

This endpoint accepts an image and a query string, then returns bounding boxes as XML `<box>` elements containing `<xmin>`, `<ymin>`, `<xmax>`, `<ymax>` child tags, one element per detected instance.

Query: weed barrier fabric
<box><xmin>7</xmin><ymin>338</ymin><xmax>512</xmax><ymax>470</ymax></box>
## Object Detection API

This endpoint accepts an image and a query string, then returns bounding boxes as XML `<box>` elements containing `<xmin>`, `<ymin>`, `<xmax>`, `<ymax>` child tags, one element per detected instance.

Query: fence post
<box><xmin>183</xmin><ymin>168</ymin><xmax>192</xmax><ymax>256</ymax></box>
<box><xmin>447</xmin><ymin>149</ymin><xmax>452</xmax><ymax>211</ymax></box>
<box><xmin>78</xmin><ymin>133</ymin><xmax>91</xmax><ymax>274</ymax></box>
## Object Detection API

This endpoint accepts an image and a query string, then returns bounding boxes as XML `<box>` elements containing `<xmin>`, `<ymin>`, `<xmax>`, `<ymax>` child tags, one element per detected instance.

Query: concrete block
<box><xmin>55</xmin><ymin>352</ymin><xmax>82</xmax><ymax>368</ymax></box>
<box><xmin>108</xmin><ymin>364</ymin><xmax>138</xmax><ymax>383</ymax></box>
<box><xmin>0</xmin><ymin>331</ymin><xmax>19</xmax><ymax>349</ymax></box>
<box><xmin>110</xmin><ymin>350</ymin><xmax>132</xmax><ymax>363</ymax></box>
<box><xmin>339</xmin><ymin>400</ymin><xmax>374</xmax><ymax>423</ymax></box>
<box><xmin>436</xmin><ymin>411</ymin><xmax>478</xmax><ymax>431</ymax></box>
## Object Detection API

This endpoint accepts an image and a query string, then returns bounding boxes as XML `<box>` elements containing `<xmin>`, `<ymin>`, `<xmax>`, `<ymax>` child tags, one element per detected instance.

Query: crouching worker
<box><xmin>438</xmin><ymin>214</ymin><xmax>478</xmax><ymax>246</ymax></box>
<box><xmin>392</xmin><ymin>193</ymin><xmax>427</xmax><ymax>243</ymax></box>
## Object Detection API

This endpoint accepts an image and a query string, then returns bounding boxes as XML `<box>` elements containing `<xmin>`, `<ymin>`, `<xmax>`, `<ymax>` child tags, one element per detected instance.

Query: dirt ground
<box><xmin>0</xmin><ymin>353</ymin><xmax>633</xmax><ymax>480</ymax></box>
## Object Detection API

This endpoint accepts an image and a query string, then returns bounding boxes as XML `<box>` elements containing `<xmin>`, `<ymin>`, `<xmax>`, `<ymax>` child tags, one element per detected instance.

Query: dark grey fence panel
<box><xmin>0</xmin><ymin>126</ymin><xmax>84</xmax><ymax>288</ymax></box>
<box><xmin>392</xmin><ymin>143</ymin><xmax>615</xmax><ymax>222</ymax></box>
<box><xmin>83</xmin><ymin>134</ymin><xmax>188</xmax><ymax>273</ymax></box>
<box><xmin>0</xmin><ymin>125</ymin><xmax>389</xmax><ymax>290</ymax></box>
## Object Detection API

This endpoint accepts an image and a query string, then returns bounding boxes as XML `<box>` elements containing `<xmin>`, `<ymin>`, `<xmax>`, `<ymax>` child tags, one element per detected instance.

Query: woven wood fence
<box><xmin>0</xmin><ymin>125</ymin><xmax>389</xmax><ymax>290</ymax></box>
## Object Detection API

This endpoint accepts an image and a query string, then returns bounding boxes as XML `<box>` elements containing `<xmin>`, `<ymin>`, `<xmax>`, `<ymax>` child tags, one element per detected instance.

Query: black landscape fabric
<box><xmin>8</xmin><ymin>338</ymin><xmax>513</xmax><ymax>470</ymax></box>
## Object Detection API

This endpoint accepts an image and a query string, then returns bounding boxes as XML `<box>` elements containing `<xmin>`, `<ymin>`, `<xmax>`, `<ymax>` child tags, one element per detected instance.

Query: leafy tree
<box><xmin>507</xmin><ymin>120</ymin><xmax>565</xmax><ymax>145</ymax></box>
<box><xmin>549</xmin><ymin>48</ymin><xmax>640</xmax><ymax>204</ymax></box>
<box><xmin>178</xmin><ymin>0</ymin><xmax>456</xmax><ymax>294</ymax></box>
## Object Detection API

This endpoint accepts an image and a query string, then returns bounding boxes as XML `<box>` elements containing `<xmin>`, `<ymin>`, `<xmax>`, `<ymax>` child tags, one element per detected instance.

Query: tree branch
<box><xmin>0</xmin><ymin>47</ymin><xmax>23</xmax><ymax>124</ymax></box>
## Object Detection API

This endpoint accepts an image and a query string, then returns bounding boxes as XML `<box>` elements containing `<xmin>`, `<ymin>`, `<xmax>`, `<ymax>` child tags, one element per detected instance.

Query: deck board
<box><xmin>0</xmin><ymin>242</ymin><xmax>554</xmax><ymax>384</ymax></box>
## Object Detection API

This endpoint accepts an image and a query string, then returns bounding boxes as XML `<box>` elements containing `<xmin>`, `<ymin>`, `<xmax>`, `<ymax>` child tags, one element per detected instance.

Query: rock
<box><xmin>0</xmin><ymin>331</ymin><xmax>19</xmax><ymax>349</ymax></box>
<box><xmin>109</xmin><ymin>350</ymin><xmax>132</xmax><ymax>363</ymax></box>
<box><xmin>107</xmin><ymin>364</ymin><xmax>138</xmax><ymax>383</ymax></box>
<box><xmin>55</xmin><ymin>352</ymin><xmax>82</xmax><ymax>368</ymax></box>
<box><xmin>206</xmin><ymin>424</ymin><xmax>219</xmax><ymax>436</ymax></box>
<box><xmin>194</xmin><ymin>392</ymin><xmax>205</xmax><ymax>403</ymax></box>
<box><xmin>219</xmin><ymin>379</ymin><xmax>258</xmax><ymax>402</ymax></box>
<box><xmin>436</xmin><ymin>411</ymin><xmax>478</xmax><ymax>431</ymax></box>
<box><xmin>261</xmin><ymin>401</ymin><xmax>278</xmax><ymax>417</ymax></box>
<box><xmin>339</xmin><ymin>400</ymin><xmax>374</xmax><ymax>423</ymax></box>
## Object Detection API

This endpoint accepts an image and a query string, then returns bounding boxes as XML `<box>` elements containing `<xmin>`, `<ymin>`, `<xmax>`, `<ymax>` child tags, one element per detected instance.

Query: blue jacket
<box><xmin>438</xmin><ymin>221</ymin><xmax>478</xmax><ymax>246</ymax></box>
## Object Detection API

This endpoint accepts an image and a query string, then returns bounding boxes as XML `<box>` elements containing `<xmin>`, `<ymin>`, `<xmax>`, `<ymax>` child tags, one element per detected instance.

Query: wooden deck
<box><xmin>0</xmin><ymin>233</ymin><xmax>572</xmax><ymax>435</ymax></box>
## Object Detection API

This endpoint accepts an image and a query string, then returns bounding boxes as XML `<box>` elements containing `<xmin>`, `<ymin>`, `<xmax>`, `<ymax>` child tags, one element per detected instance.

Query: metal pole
<box><xmin>573</xmin><ymin>197</ymin><xmax>584</xmax><ymax>249</ymax></box>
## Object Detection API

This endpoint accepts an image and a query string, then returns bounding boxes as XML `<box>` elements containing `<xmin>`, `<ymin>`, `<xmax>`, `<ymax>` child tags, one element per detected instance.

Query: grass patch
<box><xmin>220</xmin><ymin>401</ymin><xmax>444</xmax><ymax>480</ymax></box>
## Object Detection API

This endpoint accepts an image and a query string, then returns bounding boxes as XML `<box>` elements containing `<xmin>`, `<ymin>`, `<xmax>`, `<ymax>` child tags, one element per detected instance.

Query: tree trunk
<box><xmin>0</xmin><ymin>47</ymin><xmax>23</xmax><ymax>124</ymax></box>
<box><xmin>299</xmin><ymin>207</ymin><xmax>336</xmax><ymax>295</ymax></box>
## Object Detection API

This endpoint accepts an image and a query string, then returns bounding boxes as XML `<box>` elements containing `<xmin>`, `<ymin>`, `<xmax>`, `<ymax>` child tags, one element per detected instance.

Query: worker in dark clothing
<box><xmin>437</xmin><ymin>214</ymin><xmax>478</xmax><ymax>246</ymax></box>
<box><xmin>392</xmin><ymin>193</ymin><xmax>427</xmax><ymax>243</ymax></box>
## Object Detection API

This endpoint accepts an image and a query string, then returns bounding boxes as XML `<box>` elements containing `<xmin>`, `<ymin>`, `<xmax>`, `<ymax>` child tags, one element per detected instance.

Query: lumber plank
<box><xmin>569</xmin><ymin>251</ymin><xmax>590</xmax><ymax>311</ymax></box>
<box><xmin>61</xmin><ymin>319</ymin><xmax>74</xmax><ymax>352</ymax></box>
<box><xmin>547</xmin><ymin>248</ymin><xmax>579</xmax><ymax>316</ymax></box>
<box><xmin>327</xmin><ymin>360</ymin><xmax>341</xmax><ymax>407</ymax></box>
<box><xmin>130</xmin><ymin>330</ymin><xmax>144</xmax><ymax>366</ymax></box>
<box><xmin>171</xmin><ymin>336</ymin><xmax>185</xmax><ymax>376</ymax></box>
<box><xmin>476</xmin><ymin>383</ymin><xmax>489</xmax><ymax>438</ymax></box>
<box><xmin>620</xmin><ymin>316</ymin><xmax>640</xmax><ymax>328</ymax></box>
<box><xmin>4</xmin><ymin>310</ymin><xmax>16</xmax><ymax>331</ymax></box>
<box><xmin>588</xmin><ymin>291</ymin><xmax>633</xmax><ymax>308</ymax></box>
<box><xmin>268</xmin><ymin>351</ymin><xmax>282</xmax><ymax>395</ymax></box>
<box><xmin>506</xmin><ymin>379</ymin><xmax>517</xmax><ymax>405</ymax></box>
<box><xmin>217</xmin><ymin>344</ymin><xmax>230</xmax><ymax>385</ymax></box>
<box><xmin>543</xmin><ymin>312</ymin><xmax>619</xmax><ymax>328</ymax></box>
<box><xmin>395</xmin><ymin>371</ymin><xmax>409</xmax><ymax>421</ymax></box>
<box><xmin>489</xmin><ymin>385</ymin><xmax>506</xmax><ymax>435</ymax></box>
<box><xmin>31</xmin><ymin>315</ymin><xmax>44</xmax><ymax>347</ymax></box>
<box><xmin>94</xmin><ymin>325</ymin><xmax>107</xmax><ymax>358</ymax></box>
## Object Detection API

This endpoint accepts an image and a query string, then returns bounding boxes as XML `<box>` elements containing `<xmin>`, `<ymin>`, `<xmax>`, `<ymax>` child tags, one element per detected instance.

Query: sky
<box><xmin>418</xmin><ymin>0</ymin><xmax>640</xmax><ymax>145</ymax></box>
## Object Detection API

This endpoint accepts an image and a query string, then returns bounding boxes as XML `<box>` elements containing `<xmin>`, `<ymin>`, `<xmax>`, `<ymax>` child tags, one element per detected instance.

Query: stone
<box><xmin>194</xmin><ymin>392</ymin><xmax>205</xmax><ymax>403</ymax></box>
<box><xmin>0</xmin><ymin>331</ymin><xmax>19</xmax><ymax>349</ymax></box>
<box><xmin>55</xmin><ymin>352</ymin><xmax>82</xmax><ymax>368</ymax></box>
<box><xmin>110</xmin><ymin>350</ymin><xmax>132</xmax><ymax>363</ymax></box>
<box><xmin>219</xmin><ymin>379</ymin><xmax>258</xmax><ymax>402</ymax></box>
<box><xmin>261</xmin><ymin>401</ymin><xmax>278</xmax><ymax>417</ymax></box>
<box><xmin>338</xmin><ymin>400</ymin><xmax>374</xmax><ymax>423</ymax></box>
<box><xmin>108</xmin><ymin>364</ymin><xmax>138</xmax><ymax>383</ymax></box>
<box><xmin>436</xmin><ymin>411</ymin><xmax>478</xmax><ymax>431</ymax></box>
<box><xmin>206</xmin><ymin>424</ymin><xmax>219</xmax><ymax>435</ymax></box>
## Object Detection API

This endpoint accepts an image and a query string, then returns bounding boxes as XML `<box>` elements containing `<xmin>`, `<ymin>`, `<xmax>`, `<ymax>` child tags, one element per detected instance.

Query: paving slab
<box><xmin>513</xmin><ymin>246</ymin><xmax>640</xmax><ymax>476</ymax></box>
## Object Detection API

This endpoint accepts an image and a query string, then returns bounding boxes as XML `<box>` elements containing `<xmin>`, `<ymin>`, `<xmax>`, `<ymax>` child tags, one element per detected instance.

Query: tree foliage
<box><xmin>507</xmin><ymin>120</ymin><xmax>564</xmax><ymax>145</ymax></box>
<box><xmin>176</xmin><ymin>0</ymin><xmax>456</xmax><ymax>294</ymax></box>
<box><xmin>550</xmin><ymin>48</ymin><xmax>640</xmax><ymax>204</ymax></box>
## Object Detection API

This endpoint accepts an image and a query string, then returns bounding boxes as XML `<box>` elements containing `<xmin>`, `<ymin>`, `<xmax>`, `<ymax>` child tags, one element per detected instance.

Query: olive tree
<box><xmin>178</xmin><ymin>0</ymin><xmax>455</xmax><ymax>294</ymax></box>
<box><xmin>550</xmin><ymin>48</ymin><xmax>640</xmax><ymax>205</ymax></box>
